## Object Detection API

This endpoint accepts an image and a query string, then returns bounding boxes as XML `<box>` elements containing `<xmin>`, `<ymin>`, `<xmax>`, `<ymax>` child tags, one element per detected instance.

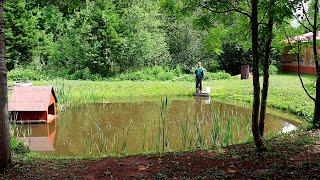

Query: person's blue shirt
<box><xmin>195</xmin><ymin>67</ymin><xmax>204</xmax><ymax>79</ymax></box>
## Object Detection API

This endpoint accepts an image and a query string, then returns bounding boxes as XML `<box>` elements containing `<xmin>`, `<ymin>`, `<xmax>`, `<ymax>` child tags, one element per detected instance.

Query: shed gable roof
<box><xmin>9</xmin><ymin>86</ymin><xmax>57</xmax><ymax>112</ymax></box>
<box><xmin>284</xmin><ymin>32</ymin><xmax>320</xmax><ymax>44</ymax></box>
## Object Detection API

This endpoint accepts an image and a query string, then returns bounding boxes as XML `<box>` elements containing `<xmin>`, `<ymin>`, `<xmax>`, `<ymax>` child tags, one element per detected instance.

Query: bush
<box><xmin>115</xmin><ymin>66</ymin><xmax>176</xmax><ymax>81</ymax></box>
<box><xmin>70</xmin><ymin>68</ymin><xmax>103</xmax><ymax>80</ymax></box>
<box><xmin>306</xmin><ymin>78</ymin><xmax>316</xmax><ymax>95</ymax></box>
<box><xmin>269</xmin><ymin>64</ymin><xmax>279</xmax><ymax>75</ymax></box>
<box><xmin>205</xmin><ymin>60</ymin><xmax>220</xmax><ymax>73</ymax></box>
<box><xmin>114</xmin><ymin>67</ymin><xmax>232</xmax><ymax>81</ymax></box>
<box><xmin>259</xmin><ymin>64</ymin><xmax>279</xmax><ymax>75</ymax></box>
<box><xmin>205</xmin><ymin>71</ymin><xmax>231</xmax><ymax>80</ymax></box>
<box><xmin>218</xmin><ymin>43</ymin><xmax>251</xmax><ymax>75</ymax></box>
<box><xmin>173</xmin><ymin>74</ymin><xmax>194</xmax><ymax>81</ymax></box>
<box><xmin>174</xmin><ymin>71</ymin><xmax>231</xmax><ymax>82</ymax></box>
<box><xmin>8</xmin><ymin>68</ymin><xmax>45</xmax><ymax>81</ymax></box>
<box><xmin>10</xmin><ymin>138</ymin><xmax>30</xmax><ymax>154</ymax></box>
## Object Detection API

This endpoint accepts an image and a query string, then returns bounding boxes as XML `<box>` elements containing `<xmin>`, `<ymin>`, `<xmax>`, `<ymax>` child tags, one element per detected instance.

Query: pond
<box><xmin>13</xmin><ymin>97</ymin><xmax>300</xmax><ymax>157</ymax></box>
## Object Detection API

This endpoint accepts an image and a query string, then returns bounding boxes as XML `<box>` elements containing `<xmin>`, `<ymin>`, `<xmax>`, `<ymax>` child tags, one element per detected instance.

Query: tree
<box><xmin>312</xmin><ymin>0</ymin><xmax>320</xmax><ymax>128</ymax></box>
<box><xmin>191</xmin><ymin>0</ymin><xmax>299</xmax><ymax>152</ymax></box>
<box><xmin>0</xmin><ymin>0</ymin><xmax>11</xmax><ymax>169</ymax></box>
<box><xmin>289</xmin><ymin>0</ymin><xmax>320</xmax><ymax>128</ymax></box>
<box><xmin>160</xmin><ymin>0</ymin><xmax>212</xmax><ymax>69</ymax></box>
<box><xmin>197</xmin><ymin>0</ymin><xmax>268</xmax><ymax>152</ymax></box>
<box><xmin>250</xmin><ymin>0</ymin><xmax>266</xmax><ymax>152</ymax></box>
<box><xmin>258</xmin><ymin>0</ymin><xmax>275</xmax><ymax>136</ymax></box>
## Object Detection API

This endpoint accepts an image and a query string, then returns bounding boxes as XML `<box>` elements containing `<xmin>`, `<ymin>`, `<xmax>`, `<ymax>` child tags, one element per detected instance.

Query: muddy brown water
<box><xmin>14</xmin><ymin>97</ymin><xmax>300</xmax><ymax>157</ymax></box>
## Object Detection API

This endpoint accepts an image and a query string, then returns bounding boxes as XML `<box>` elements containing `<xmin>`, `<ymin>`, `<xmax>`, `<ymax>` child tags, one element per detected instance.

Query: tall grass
<box><xmin>160</xmin><ymin>97</ymin><xmax>169</xmax><ymax>152</ymax></box>
<box><xmin>95</xmin><ymin>123</ymin><xmax>107</xmax><ymax>155</ymax></box>
<box><xmin>121</xmin><ymin>119</ymin><xmax>133</xmax><ymax>153</ymax></box>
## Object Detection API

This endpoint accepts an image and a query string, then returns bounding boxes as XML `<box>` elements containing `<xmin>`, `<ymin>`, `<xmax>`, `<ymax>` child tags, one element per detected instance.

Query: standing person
<box><xmin>195</xmin><ymin>62</ymin><xmax>204</xmax><ymax>92</ymax></box>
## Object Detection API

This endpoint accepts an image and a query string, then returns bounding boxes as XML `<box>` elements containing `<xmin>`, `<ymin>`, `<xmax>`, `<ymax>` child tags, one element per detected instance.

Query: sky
<box><xmin>292</xmin><ymin>1</ymin><xmax>310</xmax><ymax>28</ymax></box>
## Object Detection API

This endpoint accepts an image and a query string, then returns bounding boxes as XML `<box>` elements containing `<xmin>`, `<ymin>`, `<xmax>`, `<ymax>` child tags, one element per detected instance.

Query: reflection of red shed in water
<box><xmin>9</xmin><ymin>86</ymin><xmax>58</xmax><ymax>123</ymax></box>
<box><xmin>16</xmin><ymin>123</ymin><xmax>57</xmax><ymax>151</ymax></box>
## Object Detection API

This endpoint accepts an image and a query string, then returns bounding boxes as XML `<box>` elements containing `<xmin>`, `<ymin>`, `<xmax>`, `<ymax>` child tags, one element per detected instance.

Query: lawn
<box><xmin>29</xmin><ymin>74</ymin><xmax>315</xmax><ymax>120</ymax></box>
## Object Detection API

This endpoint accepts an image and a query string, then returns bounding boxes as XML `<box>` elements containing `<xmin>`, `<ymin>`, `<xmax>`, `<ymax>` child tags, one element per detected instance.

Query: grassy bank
<box><xmin>2</xmin><ymin>130</ymin><xmax>320</xmax><ymax>179</ymax></box>
<box><xmin>25</xmin><ymin>74</ymin><xmax>315</xmax><ymax>120</ymax></box>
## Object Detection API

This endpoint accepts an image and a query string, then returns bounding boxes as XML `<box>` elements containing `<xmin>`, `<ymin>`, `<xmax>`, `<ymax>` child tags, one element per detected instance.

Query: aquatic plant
<box><xmin>160</xmin><ymin>97</ymin><xmax>169</xmax><ymax>152</ymax></box>
<box><xmin>95</xmin><ymin>123</ymin><xmax>107</xmax><ymax>155</ymax></box>
<box><xmin>121</xmin><ymin>119</ymin><xmax>133</xmax><ymax>153</ymax></box>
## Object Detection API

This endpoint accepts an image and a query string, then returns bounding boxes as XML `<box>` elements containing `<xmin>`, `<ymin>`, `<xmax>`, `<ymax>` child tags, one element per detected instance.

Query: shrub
<box><xmin>259</xmin><ymin>64</ymin><xmax>279</xmax><ymax>75</ymax></box>
<box><xmin>173</xmin><ymin>71</ymin><xmax>231</xmax><ymax>82</ymax></box>
<box><xmin>218</xmin><ymin>43</ymin><xmax>251</xmax><ymax>75</ymax></box>
<box><xmin>205</xmin><ymin>71</ymin><xmax>231</xmax><ymax>80</ymax></box>
<box><xmin>114</xmin><ymin>67</ymin><xmax>232</xmax><ymax>81</ymax></box>
<box><xmin>115</xmin><ymin>66</ymin><xmax>176</xmax><ymax>81</ymax></box>
<box><xmin>204</xmin><ymin>60</ymin><xmax>220</xmax><ymax>73</ymax></box>
<box><xmin>8</xmin><ymin>68</ymin><xmax>45</xmax><ymax>81</ymax></box>
<box><xmin>306</xmin><ymin>79</ymin><xmax>316</xmax><ymax>95</ymax></box>
<box><xmin>269</xmin><ymin>64</ymin><xmax>279</xmax><ymax>75</ymax></box>
<box><xmin>173</xmin><ymin>74</ymin><xmax>194</xmax><ymax>81</ymax></box>
<box><xmin>70</xmin><ymin>68</ymin><xmax>103</xmax><ymax>80</ymax></box>
<box><xmin>10</xmin><ymin>138</ymin><xmax>30</xmax><ymax>154</ymax></box>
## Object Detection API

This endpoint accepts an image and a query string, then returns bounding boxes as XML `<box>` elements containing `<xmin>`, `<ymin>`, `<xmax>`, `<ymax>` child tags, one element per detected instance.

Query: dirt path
<box><xmin>1</xmin><ymin>131</ymin><xmax>320</xmax><ymax>179</ymax></box>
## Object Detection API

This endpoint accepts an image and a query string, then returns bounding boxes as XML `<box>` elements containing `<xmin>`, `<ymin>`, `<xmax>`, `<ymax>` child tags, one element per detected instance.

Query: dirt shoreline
<box><xmin>1</xmin><ymin>130</ymin><xmax>320</xmax><ymax>179</ymax></box>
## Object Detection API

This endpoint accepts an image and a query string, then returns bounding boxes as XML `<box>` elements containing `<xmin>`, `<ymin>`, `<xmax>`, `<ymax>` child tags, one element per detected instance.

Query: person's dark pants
<box><xmin>196</xmin><ymin>77</ymin><xmax>202</xmax><ymax>92</ymax></box>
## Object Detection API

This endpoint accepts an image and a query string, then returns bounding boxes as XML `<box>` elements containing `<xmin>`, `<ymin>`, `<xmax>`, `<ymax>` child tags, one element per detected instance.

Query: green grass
<box><xmin>24</xmin><ymin>74</ymin><xmax>315</xmax><ymax>120</ymax></box>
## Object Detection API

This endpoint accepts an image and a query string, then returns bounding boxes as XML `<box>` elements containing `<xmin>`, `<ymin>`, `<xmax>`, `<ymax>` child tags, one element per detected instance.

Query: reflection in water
<box><xmin>14</xmin><ymin>122</ymin><xmax>56</xmax><ymax>151</ymax></box>
<box><xmin>282</xmin><ymin>122</ymin><xmax>297</xmax><ymax>133</ymax></box>
<box><xmin>14</xmin><ymin>98</ymin><xmax>300</xmax><ymax>156</ymax></box>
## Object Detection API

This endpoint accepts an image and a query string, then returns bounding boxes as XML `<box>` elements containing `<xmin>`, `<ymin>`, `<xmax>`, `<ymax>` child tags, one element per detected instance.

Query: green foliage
<box><xmin>47</xmin><ymin>0</ymin><xmax>124</xmax><ymax>77</ymax></box>
<box><xmin>10</xmin><ymin>138</ymin><xmax>30</xmax><ymax>154</ymax></box>
<box><xmin>259</xmin><ymin>65</ymin><xmax>279</xmax><ymax>76</ymax></box>
<box><xmin>113</xmin><ymin>66</ymin><xmax>231</xmax><ymax>81</ymax></box>
<box><xmin>204</xmin><ymin>59</ymin><xmax>220</xmax><ymax>72</ymax></box>
<box><xmin>70</xmin><ymin>68</ymin><xmax>103</xmax><ymax>81</ymax></box>
<box><xmin>4</xmin><ymin>0</ymin><xmax>304</xmax><ymax>80</ymax></box>
<box><xmin>5</xmin><ymin>0</ymin><xmax>43</xmax><ymax>70</ymax></box>
<box><xmin>8</xmin><ymin>68</ymin><xmax>45</xmax><ymax>81</ymax></box>
<box><xmin>114</xmin><ymin>67</ymin><xmax>176</xmax><ymax>81</ymax></box>
<box><xmin>4</xmin><ymin>0</ymin><xmax>219</xmax><ymax>78</ymax></box>
<box><xmin>269</xmin><ymin>64</ymin><xmax>279</xmax><ymax>75</ymax></box>
<box><xmin>218</xmin><ymin>43</ymin><xmax>251</xmax><ymax>75</ymax></box>
<box><xmin>306</xmin><ymin>78</ymin><xmax>316</xmax><ymax>97</ymax></box>
<box><xmin>205</xmin><ymin>71</ymin><xmax>231</xmax><ymax>80</ymax></box>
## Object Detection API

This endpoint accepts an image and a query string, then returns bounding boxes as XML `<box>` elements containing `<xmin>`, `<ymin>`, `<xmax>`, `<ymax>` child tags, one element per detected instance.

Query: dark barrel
<box><xmin>241</xmin><ymin>65</ymin><xmax>250</xmax><ymax>79</ymax></box>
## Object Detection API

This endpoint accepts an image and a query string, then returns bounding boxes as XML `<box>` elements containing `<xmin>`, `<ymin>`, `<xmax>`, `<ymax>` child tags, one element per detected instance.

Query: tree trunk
<box><xmin>259</xmin><ymin>0</ymin><xmax>275</xmax><ymax>137</ymax></box>
<box><xmin>0</xmin><ymin>0</ymin><xmax>11</xmax><ymax>169</ymax></box>
<box><xmin>251</xmin><ymin>0</ymin><xmax>266</xmax><ymax>152</ymax></box>
<box><xmin>315</xmin><ymin>76</ymin><xmax>320</xmax><ymax>128</ymax></box>
<box><xmin>313</xmin><ymin>0</ymin><xmax>320</xmax><ymax>129</ymax></box>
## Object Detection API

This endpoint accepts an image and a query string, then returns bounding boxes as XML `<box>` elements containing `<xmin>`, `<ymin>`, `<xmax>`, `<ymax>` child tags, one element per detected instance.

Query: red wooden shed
<box><xmin>281</xmin><ymin>32</ymin><xmax>319</xmax><ymax>74</ymax></box>
<box><xmin>9</xmin><ymin>86</ymin><xmax>58</xmax><ymax>123</ymax></box>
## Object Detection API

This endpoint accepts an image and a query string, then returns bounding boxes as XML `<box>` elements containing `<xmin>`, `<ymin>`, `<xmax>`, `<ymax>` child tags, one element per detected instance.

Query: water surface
<box><xmin>14</xmin><ymin>97</ymin><xmax>300</xmax><ymax>156</ymax></box>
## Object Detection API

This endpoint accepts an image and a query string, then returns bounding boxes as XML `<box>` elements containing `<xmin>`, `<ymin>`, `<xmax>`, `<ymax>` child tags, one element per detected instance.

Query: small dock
<box><xmin>193</xmin><ymin>87</ymin><xmax>211</xmax><ymax>97</ymax></box>
<box><xmin>193</xmin><ymin>91</ymin><xmax>210</xmax><ymax>97</ymax></box>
